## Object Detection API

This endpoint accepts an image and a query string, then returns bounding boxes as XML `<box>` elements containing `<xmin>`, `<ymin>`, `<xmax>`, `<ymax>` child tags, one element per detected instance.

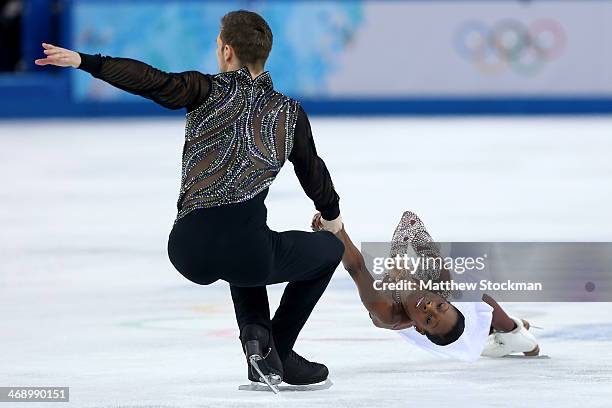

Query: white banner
<box><xmin>327</xmin><ymin>1</ymin><xmax>612</xmax><ymax>96</ymax></box>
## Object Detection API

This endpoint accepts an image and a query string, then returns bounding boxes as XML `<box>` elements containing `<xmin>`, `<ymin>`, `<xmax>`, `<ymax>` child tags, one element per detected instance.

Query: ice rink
<box><xmin>1</xmin><ymin>116</ymin><xmax>612</xmax><ymax>407</ymax></box>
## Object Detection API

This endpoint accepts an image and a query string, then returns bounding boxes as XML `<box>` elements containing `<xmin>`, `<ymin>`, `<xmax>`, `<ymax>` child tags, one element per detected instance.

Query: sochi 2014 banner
<box><xmin>72</xmin><ymin>0</ymin><xmax>612</xmax><ymax>101</ymax></box>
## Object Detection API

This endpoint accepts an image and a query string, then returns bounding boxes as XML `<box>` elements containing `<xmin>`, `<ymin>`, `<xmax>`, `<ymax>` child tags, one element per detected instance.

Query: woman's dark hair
<box><xmin>425</xmin><ymin>305</ymin><xmax>465</xmax><ymax>346</ymax></box>
<box><xmin>220</xmin><ymin>10</ymin><xmax>273</xmax><ymax>66</ymax></box>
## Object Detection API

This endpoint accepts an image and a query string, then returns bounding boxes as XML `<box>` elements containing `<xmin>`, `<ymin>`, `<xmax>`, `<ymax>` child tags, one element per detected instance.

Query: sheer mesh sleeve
<box><xmin>77</xmin><ymin>53</ymin><xmax>211</xmax><ymax>111</ymax></box>
<box><xmin>288</xmin><ymin>106</ymin><xmax>340</xmax><ymax>221</ymax></box>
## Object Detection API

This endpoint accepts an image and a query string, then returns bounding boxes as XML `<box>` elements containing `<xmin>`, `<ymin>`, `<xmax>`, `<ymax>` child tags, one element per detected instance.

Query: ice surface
<box><xmin>1</xmin><ymin>116</ymin><xmax>612</xmax><ymax>407</ymax></box>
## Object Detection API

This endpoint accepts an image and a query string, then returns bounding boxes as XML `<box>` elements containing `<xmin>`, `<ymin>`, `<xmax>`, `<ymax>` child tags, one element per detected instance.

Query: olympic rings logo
<box><xmin>454</xmin><ymin>19</ymin><xmax>566</xmax><ymax>76</ymax></box>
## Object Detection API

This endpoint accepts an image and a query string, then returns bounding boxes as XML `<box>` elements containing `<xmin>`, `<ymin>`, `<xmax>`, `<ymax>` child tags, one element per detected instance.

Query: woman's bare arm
<box><xmin>312</xmin><ymin>214</ymin><xmax>412</xmax><ymax>329</ymax></box>
<box><xmin>482</xmin><ymin>294</ymin><xmax>517</xmax><ymax>332</ymax></box>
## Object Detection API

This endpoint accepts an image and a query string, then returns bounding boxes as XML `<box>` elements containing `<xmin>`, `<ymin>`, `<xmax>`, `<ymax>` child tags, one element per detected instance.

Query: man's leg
<box><xmin>229</xmin><ymin>284</ymin><xmax>284</xmax><ymax>386</ymax></box>
<box><xmin>268</xmin><ymin>230</ymin><xmax>344</xmax><ymax>360</ymax></box>
<box><xmin>230</xmin><ymin>285</ymin><xmax>271</xmax><ymax>333</ymax></box>
<box><xmin>271</xmin><ymin>270</ymin><xmax>335</xmax><ymax>360</ymax></box>
<box><xmin>228</xmin><ymin>228</ymin><xmax>342</xmax><ymax>385</ymax></box>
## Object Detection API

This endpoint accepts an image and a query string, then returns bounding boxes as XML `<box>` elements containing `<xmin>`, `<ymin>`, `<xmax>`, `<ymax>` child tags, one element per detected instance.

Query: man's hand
<box><xmin>35</xmin><ymin>43</ymin><xmax>81</xmax><ymax>68</ymax></box>
<box><xmin>312</xmin><ymin>212</ymin><xmax>358</xmax><ymax>270</ymax></box>
<box><xmin>311</xmin><ymin>212</ymin><xmax>342</xmax><ymax>234</ymax></box>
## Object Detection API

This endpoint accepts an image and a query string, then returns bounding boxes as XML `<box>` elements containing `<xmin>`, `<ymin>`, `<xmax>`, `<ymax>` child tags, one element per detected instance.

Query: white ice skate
<box><xmin>481</xmin><ymin>317</ymin><xmax>541</xmax><ymax>358</ymax></box>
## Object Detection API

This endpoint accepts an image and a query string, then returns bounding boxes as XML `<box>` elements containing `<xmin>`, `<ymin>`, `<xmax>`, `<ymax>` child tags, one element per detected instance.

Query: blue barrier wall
<box><xmin>1</xmin><ymin>0</ymin><xmax>612</xmax><ymax>118</ymax></box>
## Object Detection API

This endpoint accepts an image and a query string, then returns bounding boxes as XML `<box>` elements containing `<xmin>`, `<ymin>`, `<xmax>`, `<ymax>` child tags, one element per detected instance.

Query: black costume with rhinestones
<box><xmin>77</xmin><ymin>53</ymin><xmax>339</xmax><ymax>221</ymax></box>
<box><xmin>78</xmin><ymin>53</ymin><xmax>344</xmax><ymax>361</ymax></box>
<box><xmin>178</xmin><ymin>68</ymin><xmax>298</xmax><ymax>219</ymax></box>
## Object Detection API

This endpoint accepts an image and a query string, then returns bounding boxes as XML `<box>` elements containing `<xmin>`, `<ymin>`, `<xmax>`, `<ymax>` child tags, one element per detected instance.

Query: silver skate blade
<box><xmin>248</xmin><ymin>355</ymin><xmax>280</xmax><ymax>394</ymax></box>
<box><xmin>239</xmin><ymin>378</ymin><xmax>334</xmax><ymax>392</ymax></box>
<box><xmin>502</xmin><ymin>354</ymin><xmax>550</xmax><ymax>359</ymax></box>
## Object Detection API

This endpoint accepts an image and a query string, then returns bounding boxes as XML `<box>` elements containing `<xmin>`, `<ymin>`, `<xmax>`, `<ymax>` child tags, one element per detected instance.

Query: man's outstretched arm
<box><xmin>35</xmin><ymin>43</ymin><xmax>210</xmax><ymax>111</ymax></box>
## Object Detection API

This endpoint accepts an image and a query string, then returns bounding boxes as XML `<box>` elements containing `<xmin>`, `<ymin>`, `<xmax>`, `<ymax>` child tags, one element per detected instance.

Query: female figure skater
<box><xmin>312</xmin><ymin>211</ymin><xmax>540</xmax><ymax>361</ymax></box>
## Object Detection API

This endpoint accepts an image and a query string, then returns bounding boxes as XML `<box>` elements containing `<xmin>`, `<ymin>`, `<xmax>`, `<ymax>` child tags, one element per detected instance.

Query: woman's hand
<box><xmin>311</xmin><ymin>212</ymin><xmax>324</xmax><ymax>232</ymax></box>
<box><xmin>369</xmin><ymin>305</ymin><xmax>414</xmax><ymax>331</ymax></box>
<box><xmin>388</xmin><ymin>301</ymin><xmax>415</xmax><ymax>330</ymax></box>
<box><xmin>35</xmin><ymin>43</ymin><xmax>81</xmax><ymax>68</ymax></box>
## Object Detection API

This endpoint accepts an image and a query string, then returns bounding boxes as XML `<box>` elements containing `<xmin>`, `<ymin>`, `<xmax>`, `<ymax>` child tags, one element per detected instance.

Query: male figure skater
<box><xmin>36</xmin><ymin>10</ymin><xmax>344</xmax><ymax>390</ymax></box>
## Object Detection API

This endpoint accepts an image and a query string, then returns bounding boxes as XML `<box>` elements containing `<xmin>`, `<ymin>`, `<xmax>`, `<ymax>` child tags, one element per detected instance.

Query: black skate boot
<box><xmin>282</xmin><ymin>350</ymin><xmax>329</xmax><ymax>385</ymax></box>
<box><xmin>240</xmin><ymin>324</ymin><xmax>283</xmax><ymax>393</ymax></box>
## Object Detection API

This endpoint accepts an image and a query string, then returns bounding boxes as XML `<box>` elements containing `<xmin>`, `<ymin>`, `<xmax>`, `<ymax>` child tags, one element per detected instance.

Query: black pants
<box><xmin>167</xmin><ymin>189</ymin><xmax>344</xmax><ymax>360</ymax></box>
